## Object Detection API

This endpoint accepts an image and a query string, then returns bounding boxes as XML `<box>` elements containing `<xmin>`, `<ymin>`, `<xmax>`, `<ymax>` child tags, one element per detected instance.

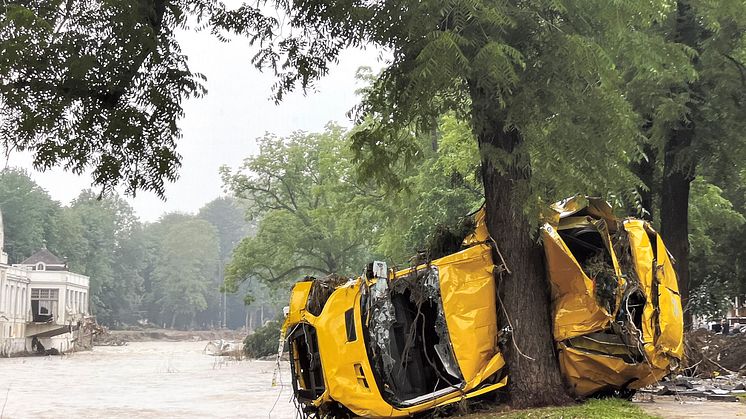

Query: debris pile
<box><xmin>92</xmin><ymin>328</ymin><xmax>128</xmax><ymax>346</ymax></box>
<box><xmin>685</xmin><ymin>329</ymin><xmax>746</xmax><ymax>377</ymax></box>
<box><xmin>423</xmin><ymin>216</ymin><xmax>476</xmax><ymax>261</ymax></box>
<box><xmin>581</xmin><ymin>249</ymin><xmax>618</xmax><ymax>315</ymax></box>
<box><xmin>92</xmin><ymin>328</ymin><xmax>244</xmax><ymax>345</ymax></box>
<box><xmin>638</xmin><ymin>329</ymin><xmax>746</xmax><ymax>402</ymax></box>
<box><xmin>306</xmin><ymin>274</ymin><xmax>348</xmax><ymax>316</ymax></box>
<box><xmin>203</xmin><ymin>339</ymin><xmax>243</xmax><ymax>357</ymax></box>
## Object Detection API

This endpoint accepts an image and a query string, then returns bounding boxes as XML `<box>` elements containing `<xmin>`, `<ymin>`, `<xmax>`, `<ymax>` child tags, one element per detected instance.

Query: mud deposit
<box><xmin>0</xmin><ymin>341</ymin><xmax>295</xmax><ymax>418</ymax></box>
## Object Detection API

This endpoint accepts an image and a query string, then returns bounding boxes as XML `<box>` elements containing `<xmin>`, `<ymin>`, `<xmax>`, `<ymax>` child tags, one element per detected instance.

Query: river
<box><xmin>0</xmin><ymin>341</ymin><xmax>297</xmax><ymax>418</ymax></box>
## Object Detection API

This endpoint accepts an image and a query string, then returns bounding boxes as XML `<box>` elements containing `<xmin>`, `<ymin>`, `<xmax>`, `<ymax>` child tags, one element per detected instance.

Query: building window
<box><xmin>31</xmin><ymin>288</ymin><xmax>58</xmax><ymax>322</ymax></box>
<box><xmin>36</xmin><ymin>262</ymin><xmax>45</xmax><ymax>271</ymax></box>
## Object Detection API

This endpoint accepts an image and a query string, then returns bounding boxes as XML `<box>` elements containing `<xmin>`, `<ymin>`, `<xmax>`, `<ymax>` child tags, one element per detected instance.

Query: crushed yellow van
<box><xmin>280</xmin><ymin>196</ymin><xmax>683</xmax><ymax>417</ymax></box>
<box><xmin>281</xmin><ymin>218</ymin><xmax>506</xmax><ymax>417</ymax></box>
<box><xmin>541</xmin><ymin>196</ymin><xmax>683</xmax><ymax>397</ymax></box>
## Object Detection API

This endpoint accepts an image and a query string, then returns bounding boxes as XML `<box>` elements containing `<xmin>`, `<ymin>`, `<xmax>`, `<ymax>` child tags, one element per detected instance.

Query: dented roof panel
<box><xmin>653</xmin><ymin>234</ymin><xmax>685</xmax><ymax>359</ymax></box>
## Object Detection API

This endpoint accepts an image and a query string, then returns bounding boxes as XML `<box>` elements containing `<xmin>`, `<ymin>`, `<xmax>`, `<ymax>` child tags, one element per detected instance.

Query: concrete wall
<box><xmin>0</xmin><ymin>331</ymin><xmax>82</xmax><ymax>356</ymax></box>
<box><xmin>0</xmin><ymin>337</ymin><xmax>26</xmax><ymax>356</ymax></box>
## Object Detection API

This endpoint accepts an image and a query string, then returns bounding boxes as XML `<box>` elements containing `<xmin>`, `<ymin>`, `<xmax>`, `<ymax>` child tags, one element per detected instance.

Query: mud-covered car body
<box><xmin>541</xmin><ymin>196</ymin><xmax>683</xmax><ymax>396</ymax></box>
<box><xmin>282</xmin><ymin>196</ymin><xmax>683</xmax><ymax>416</ymax></box>
<box><xmin>282</xmin><ymin>214</ymin><xmax>506</xmax><ymax>417</ymax></box>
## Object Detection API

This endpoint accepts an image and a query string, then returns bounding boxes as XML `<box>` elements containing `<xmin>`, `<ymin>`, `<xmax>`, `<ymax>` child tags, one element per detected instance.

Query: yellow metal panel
<box><xmin>623</xmin><ymin>221</ymin><xmax>684</xmax><ymax>362</ymax></box>
<box><xmin>283</xmin><ymin>281</ymin><xmax>313</xmax><ymax>332</ymax></box>
<box><xmin>435</xmin><ymin>376</ymin><xmax>509</xmax><ymax>408</ymax></box>
<box><xmin>284</xmin><ymin>196</ymin><xmax>685</xmax><ymax>412</ymax></box>
<box><xmin>310</xmin><ymin>282</ymin><xmax>404</xmax><ymax>417</ymax></box>
<box><xmin>437</xmin><ymin>244</ymin><xmax>500</xmax><ymax>384</ymax></box>
<box><xmin>559</xmin><ymin>346</ymin><xmax>668</xmax><ymax>397</ymax></box>
<box><xmin>547</xmin><ymin>206</ymin><xmax>683</xmax><ymax>399</ymax></box>
<box><xmin>284</xmin><ymin>244</ymin><xmax>509</xmax><ymax>417</ymax></box>
<box><xmin>654</xmin><ymin>235</ymin><xmax>685</xmax><ymax>359</ymax></box>
<box><xmin>546</xmin><ymin>196</ymin><xmax>617</xmax><ymax>229</ymax></box>
<box><xmin>623</xmin><ymin>220</ymin><xmax>656</xmax><ymax>347</ymax></box>
<box><xmin>541</xmin><ymin>226</ymin><xmax>610</xmax><ymax>341</ymax></box>
<box><xmin>462</xmin><ymin>207</ymin><xmax>489</xmax><ymax>246</ymax></box>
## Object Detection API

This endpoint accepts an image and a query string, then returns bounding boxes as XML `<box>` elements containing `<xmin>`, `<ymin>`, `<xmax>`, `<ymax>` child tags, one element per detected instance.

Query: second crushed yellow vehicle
<box><xmin>281</xmin><ymin>196</ymin><xmax>683</xmax><ymax>417</ymax></box>
<box><xmin>542</xmin><ymin>196</ymin><xmax>683</xmax><ymax>397</ymax></box>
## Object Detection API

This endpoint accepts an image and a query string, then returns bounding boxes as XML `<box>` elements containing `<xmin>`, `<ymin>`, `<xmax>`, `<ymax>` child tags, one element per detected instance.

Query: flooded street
<box><xmin>0</xmin><ymin>341</ymin><xmax>296</xmax><ymax>419</ymax></box>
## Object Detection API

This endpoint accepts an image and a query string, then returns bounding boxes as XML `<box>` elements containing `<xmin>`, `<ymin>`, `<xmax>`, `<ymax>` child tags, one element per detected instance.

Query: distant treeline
<box><xmin>0</xmin><ymin>167</ymin><xmax>279</xmax><ymax>330</ymax></box>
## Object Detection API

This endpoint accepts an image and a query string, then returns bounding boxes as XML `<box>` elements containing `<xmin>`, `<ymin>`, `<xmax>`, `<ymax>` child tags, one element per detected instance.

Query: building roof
<box><xmin>21</xmin><ymin>248</ymin><xmax>66</xmax><ymax>266</ymax></box>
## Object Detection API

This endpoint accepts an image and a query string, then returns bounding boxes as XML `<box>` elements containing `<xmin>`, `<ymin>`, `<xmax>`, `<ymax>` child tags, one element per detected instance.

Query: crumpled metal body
<box><xmin>542</xmin><ymin>196</ymin><xmax>684</xmax><ymax>396</ymax></box>
<box><xmin>282</xmin><ymin>241</ymin><xmax>506</xmax><ymax>418</ymax></box>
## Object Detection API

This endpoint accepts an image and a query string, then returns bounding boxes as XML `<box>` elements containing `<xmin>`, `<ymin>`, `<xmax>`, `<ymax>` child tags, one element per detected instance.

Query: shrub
<box><xmin>244</xmin><ymin>320</ymin><xmax>282</xmax><ymax>358</ymax></box>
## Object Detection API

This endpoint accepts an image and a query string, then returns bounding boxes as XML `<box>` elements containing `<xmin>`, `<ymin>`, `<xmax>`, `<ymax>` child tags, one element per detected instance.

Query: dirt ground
<box><xmin>634</xmin><ymin>395</ymin><xmax>746</xmax><ymax>418</ymax></box>
<box><xmin>0</xmin><ymin>341</ymin><xmax>296</xmax><ymax>418</ymax></box>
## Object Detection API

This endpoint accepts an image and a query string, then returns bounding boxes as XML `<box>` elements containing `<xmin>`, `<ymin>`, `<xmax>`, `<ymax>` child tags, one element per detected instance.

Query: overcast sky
<box><xmin>7</xmin><ymin>27</ymin><xmax>380</xmax><ymax>222</ymax></box>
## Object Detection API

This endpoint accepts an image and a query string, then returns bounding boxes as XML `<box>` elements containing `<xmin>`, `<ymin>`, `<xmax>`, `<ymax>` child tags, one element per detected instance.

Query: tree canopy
<box><xmin>0</xmin><ymin>0</ymin><xmax>275</xmax><ymax>195</ymax></box>
<box><xmin>221</xmin><ymin>124</ymin><xmax>380</xmax><ymax>291</ymax></box>
<box><xmin>151</xmin><ymin>217</ymin><xmax>219</xmax><ymax>328</ymax></box>
<box><xmin>0</xmin><ymin>168</ymin><xmax>59</xmax><ymax>261</ymax></box>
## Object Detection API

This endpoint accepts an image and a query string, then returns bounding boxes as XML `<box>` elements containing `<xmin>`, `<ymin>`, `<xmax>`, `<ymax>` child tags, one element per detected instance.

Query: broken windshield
<box><xmin>363</xmin><ymin>267</ymin><xmax>463</xmax><ymax>406</ymax></box>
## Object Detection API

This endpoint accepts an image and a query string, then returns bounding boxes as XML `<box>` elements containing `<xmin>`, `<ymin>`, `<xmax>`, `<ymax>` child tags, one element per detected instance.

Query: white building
<box><xmin>16</xmin><ymin>249</ymin><xmax>89</xmax><ymax>322</ymax></box>
<box><xmin>0</xmin><ymin>264</ymin><xmax>31</xmax><ymax>355</ymax></box>
<box><xmin>0</xmin><ymin>212</ymin><xmax>91</xmax><ymax>355</ymax></box>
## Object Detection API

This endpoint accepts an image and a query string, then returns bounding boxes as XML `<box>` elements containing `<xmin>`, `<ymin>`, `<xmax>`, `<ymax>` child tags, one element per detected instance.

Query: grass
<box><xmin>462</xmin><ymin>398</ymin><xmax>660</xmax><ymax>419</ymax></box>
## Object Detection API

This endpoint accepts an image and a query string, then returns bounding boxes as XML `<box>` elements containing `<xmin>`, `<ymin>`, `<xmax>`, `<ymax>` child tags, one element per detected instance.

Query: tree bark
<box><xmin>630</xmin><ymin>142</ymin><xmax>656</xmax><ymax>221</ymax></box>
<box><xmin>657</xmin><ymin>0</ymin><xmax>700</xmax><ymax>330</ymax></box>
<box><xmin>472</xmin><ymin>96</ymin><xmax>571</xmax><ymax>407</ymax></box>
<box><xmin>660</xmin><ymin>127</ymin><xmax>695</xmax><ymax>330</ymax></box>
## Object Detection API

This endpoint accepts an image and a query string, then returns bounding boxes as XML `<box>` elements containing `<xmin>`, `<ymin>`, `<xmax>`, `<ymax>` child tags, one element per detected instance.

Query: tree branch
<box><xmin>723</xmin><ymin>53</ymin><xmax>746</xmax><ymax>87</ymax></box>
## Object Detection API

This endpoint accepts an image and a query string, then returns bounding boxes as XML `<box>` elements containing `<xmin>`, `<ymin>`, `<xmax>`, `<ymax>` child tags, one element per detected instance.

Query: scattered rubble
<box><xmin>641</xmin><ymin>373</ymin><xmax>746</xmax><ymax>402</ymax></box>
<box><xmin>633</xmin><ymin>329</ymin><xmax>746</xmax><ymax>403</ymax></box>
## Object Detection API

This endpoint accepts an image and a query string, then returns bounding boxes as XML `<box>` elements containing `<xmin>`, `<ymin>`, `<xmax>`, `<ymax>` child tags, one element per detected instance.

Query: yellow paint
<box><xmin>462</xmin><ymin>206</ymin><xmax>489</xmax><ymax>246</ymax></box>
<box><xmin>541</xmin><ymin>225</ymin><xmax>611</xmax><ymax>340</ymax></box>
<box><xmin>283</xmin><ymin>280</ymin><xmax>312</xmax><ymax>333</ymax></box>
<box><xmin>282</xmin><ymin>243</ymin><xmax>506</xmax><ymax>417</ymax></box>
<box><xmin>543</xmin><ymin>198</ymin><xmax>684</xmax><ymax>397</ymax></box>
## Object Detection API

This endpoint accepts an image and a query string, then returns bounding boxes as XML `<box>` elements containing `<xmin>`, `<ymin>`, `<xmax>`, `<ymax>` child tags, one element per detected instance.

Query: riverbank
<box><xmin>0</xmin><ymin>341</ymin><xmax>294</xmax><ymax>418</ymax></box>
<box><xmin>94</xmin><ymin>328</ymin><xmax>245</xmax><ymax>345</ymax></box>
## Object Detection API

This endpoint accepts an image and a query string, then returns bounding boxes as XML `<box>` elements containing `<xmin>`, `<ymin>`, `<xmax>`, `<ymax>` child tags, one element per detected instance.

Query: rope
<box><xmin>489</xmin><ymin>235</ymin><xmax>512</xmax><ymax>275</ymax></box>
<box><xmin>494</xmin><ymin>267</ymin><xmax>535</xmax><ymax>362</ymax></box>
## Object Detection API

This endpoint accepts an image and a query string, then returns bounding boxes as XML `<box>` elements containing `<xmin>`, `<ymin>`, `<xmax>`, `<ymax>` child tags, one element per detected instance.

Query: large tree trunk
<box><xmin>473</xmin><ymin>101</ymin><xmax>571</xmax><ymax>407</ymax></box>
<box><xmin>630</xmin><ymin>141</ymin><xmax>656</xmax><ymax>221</ymax></box>
<box><xmin>658</xmin><ymin>1</ymin><xmax>698</xmax><ymax>330</ymax></box>
<box><xmin>660</xmin><ymin>128</ymin><xmax>695</xmax><ymax>329</ymax></box>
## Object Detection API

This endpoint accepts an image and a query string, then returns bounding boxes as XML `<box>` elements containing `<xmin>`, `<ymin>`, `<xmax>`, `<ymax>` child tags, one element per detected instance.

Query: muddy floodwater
<box><xmin>0</xmin><ymin>341</ymin><xmax>296</xmax><ymax>418</ymax></box>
